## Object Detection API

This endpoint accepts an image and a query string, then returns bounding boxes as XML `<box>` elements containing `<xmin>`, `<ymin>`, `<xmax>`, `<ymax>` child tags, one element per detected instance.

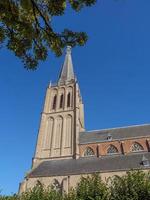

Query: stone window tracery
<box><xmin>107</xmin><ymin>145</ymin><xmax>118</xmax><ymax>155</ymax></box>
<box><xmin>131</xmin><ymin>142</ymin><xmax>144</xmax><ymax>152</ymax></box>
<box><xmin>84</xmin><ymin>147</ymin><xmax>95</xmax><ymax>157</ymax></box>
<box><xmin>52</xmin><ymin>179</ymin><xmax>61</xmax><ymax>192</ymax></box>
<box><xmin>36</xmin><ymin>180</ymin><xmax>42</xmax><ymax>187</ymax></box>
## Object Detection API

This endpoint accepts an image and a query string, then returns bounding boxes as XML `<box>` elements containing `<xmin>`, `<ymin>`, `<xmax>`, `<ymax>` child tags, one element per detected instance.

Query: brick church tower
<box><xmin>33</xmin><ymin>46</ymin><xmax>84</xmax><ymax>168</ymax></box>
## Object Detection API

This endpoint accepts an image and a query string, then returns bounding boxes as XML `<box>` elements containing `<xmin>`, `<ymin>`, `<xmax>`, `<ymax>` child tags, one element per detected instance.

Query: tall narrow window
<box><xmin>67</xmin><ymin>93</ymin><xmax>71</xmax><ymax>107</ymax></box>
<box><xmin>59</xmin><ymin>94</ymin><xmax>64</xmax><ymax>109</ymax></box>
<box><xmin>52</xmin><ymin>95</ymin><xmax>57</xmax><ymax>110</ymax></box>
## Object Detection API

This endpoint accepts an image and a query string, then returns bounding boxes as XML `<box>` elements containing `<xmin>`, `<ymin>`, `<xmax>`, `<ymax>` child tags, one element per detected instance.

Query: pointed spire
<box><xmin>58</xmin><ymin>46</ymin><xmax>75</xmax><ymax>85</ymax></box>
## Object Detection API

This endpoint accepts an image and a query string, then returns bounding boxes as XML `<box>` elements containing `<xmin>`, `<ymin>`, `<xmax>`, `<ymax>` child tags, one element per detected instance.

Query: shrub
<box><xmin>110</xmin><ymin>170</ymin><xmax>150</xmax><ymax>200</ymax></box>
<box><xmin>1</xmin><ymin>170</ymin><xmax>150</xmax><ymax>200</ymax></box>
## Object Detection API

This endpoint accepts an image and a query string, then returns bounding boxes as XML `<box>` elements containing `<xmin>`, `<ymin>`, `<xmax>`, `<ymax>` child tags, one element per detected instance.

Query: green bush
<box><xmin>110</xmin><ymin>171</ymin><xmax>150</xmax><ymax>200</ymax></box>
<box><xmin>1</xmin><ymin>171</ymin><xmax>150</xmax><ymax>200</ymax></box>
<box><xmin>75</xmin><ymin>174</ymin><xmax>109</xmax><ymax>200</ymax></box>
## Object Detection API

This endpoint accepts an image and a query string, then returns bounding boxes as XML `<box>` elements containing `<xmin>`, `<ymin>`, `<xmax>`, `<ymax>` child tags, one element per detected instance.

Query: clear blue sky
<box><xmin>0</xmin><ymin>0</ymin><xmax>150</xmax><ymax>195</ymax></box>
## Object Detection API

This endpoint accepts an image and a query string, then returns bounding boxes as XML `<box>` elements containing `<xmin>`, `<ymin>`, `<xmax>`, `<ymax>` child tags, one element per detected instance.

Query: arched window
<box><xmin>107</xmin><ymin>145</ymin><xmax>118</xmax><ymax>155</ymax></box>
<box><xmin>52</xmin><ymin>179</ymin><xmax>61</xmax><ymax>192</ymax></box>
<box><xmin>52</xmin><ymin>95</ymin><xmax>57</xmax><ymax>110</ymax></box>
<box><xmin>36</xmin><ymin>180</ymin><xmax>42</xmax><ymax>187</ymax></box>
<box><xmin>59</xmin><ymin>94</ymin><xmax>64</xmax><ymax>109</ymax></box>
<box><xmin>67</xmin><ymin>93</ymin><xmax>71</xmax><ymax>107</ymax></box>
<box><xmin>131</xmin><ymin>142</ymin><xmax>144</xmax><ymax>152</ymax></box>
<box><xmin>84</xmin><ymin>147</ymin><xmax>95</xmax><ymax>157</ymax></box>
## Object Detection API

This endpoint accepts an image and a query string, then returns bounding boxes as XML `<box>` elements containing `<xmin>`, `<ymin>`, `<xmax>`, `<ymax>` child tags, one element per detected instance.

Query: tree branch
<box><xmin>30</xmin><ymin>0</ymin><xmax>53</xmax><ymax>33</ymax></box>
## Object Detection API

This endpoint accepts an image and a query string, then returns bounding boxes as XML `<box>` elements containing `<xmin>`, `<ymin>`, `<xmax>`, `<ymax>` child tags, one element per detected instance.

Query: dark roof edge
<box><xmin>81</xmin><ymin>123</ymin><xmax>150</xmax><ymax>134</ymax></box>
<box><xmin>28</xmin><ymin>166</ymin><xmax>150</xmax><ymax>179</ymax></box>
<box><xmin>79</xmin><ymin>135</ymin><xmax>150</xmax><ymax>145</ymax></box>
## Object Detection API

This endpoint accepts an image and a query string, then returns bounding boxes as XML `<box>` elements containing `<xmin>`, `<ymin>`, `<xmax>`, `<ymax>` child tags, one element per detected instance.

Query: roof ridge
<box><xmin>82</xmin><ymin>123</ymin><xmax>150</xmax><ymax>133</ymax></box>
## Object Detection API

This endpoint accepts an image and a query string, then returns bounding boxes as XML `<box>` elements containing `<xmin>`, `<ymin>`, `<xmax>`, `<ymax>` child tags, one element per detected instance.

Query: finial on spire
<box><xmin>49</xmin><ymin>81</ymin><xmax>52</xmax><ymax>87</ymax></box>
<box><xmin>66</xmin><ymin>46</ymin><xmax>72</xmax><ymax>54</ymax></box>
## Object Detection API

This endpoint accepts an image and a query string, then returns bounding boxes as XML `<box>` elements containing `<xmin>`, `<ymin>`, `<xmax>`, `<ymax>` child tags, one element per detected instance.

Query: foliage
<box><xmin>75</xmin><ymin>174</ymin><xmax>109</xmax><ymax>200</ymax></box>
<box><xmin>19</xmin><ymin>183</ymin><xmax>62</xmax><ymax>200</ymax></box>
<box><xmin>1</xmin><ymin>171</ymin><xmax>150</xmax><ymax>200</ymax></box>
<box><xmin>110</xmin><ymin>170</ymin><xmax>150</xmax><ymax>200</ymax></box>
<box><xmin>0</xmin><ymin>194</ymin><xmax>18</xmax><ymax>200</ymax></box>
<box><xmin>64</xmin><ymin>174</ymin><xmax>109</xmax><ymax>200</ymax></box>
<box><xmin>0</xmin><ymin>183</ymin><xmax>62</xmax><ymax>200</ymax></box>
<box><xmin>0</xmin><ymin>0</ymin><xmax>96</xmax><ymax>69</ymax></box>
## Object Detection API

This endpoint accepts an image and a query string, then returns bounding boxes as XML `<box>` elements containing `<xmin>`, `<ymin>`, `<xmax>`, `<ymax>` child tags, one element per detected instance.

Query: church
<box><xmin>19</xmin><ymin>46</ymin><xmax>150</xmax><ymax>193</ymax></box>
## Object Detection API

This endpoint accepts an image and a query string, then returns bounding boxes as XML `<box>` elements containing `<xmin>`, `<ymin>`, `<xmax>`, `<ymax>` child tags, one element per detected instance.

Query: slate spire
<box><xmin>58</xmin><ymin>46</ymin><xmax>75</xmax><ymax>84</ymax></box>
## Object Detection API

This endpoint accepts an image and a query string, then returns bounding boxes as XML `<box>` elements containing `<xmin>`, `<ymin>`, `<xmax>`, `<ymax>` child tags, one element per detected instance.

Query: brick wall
<box><xmin>79</xmin><ymin>137</ymin><xmax>150</xmax><ymax>157</ymax></box>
